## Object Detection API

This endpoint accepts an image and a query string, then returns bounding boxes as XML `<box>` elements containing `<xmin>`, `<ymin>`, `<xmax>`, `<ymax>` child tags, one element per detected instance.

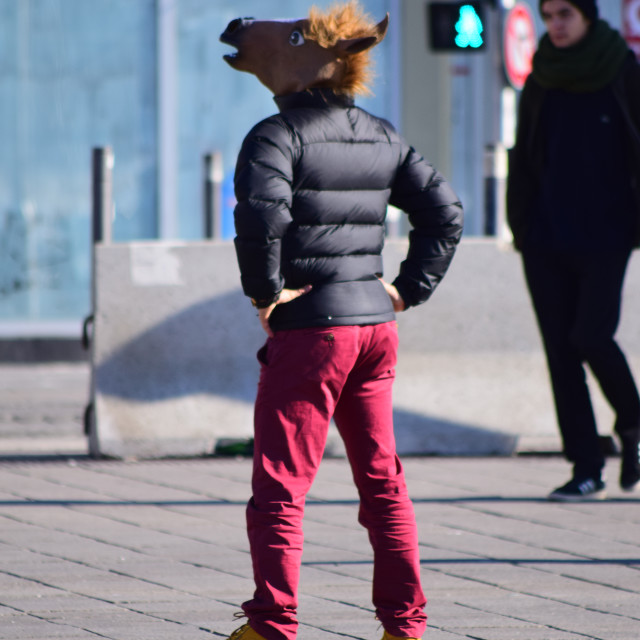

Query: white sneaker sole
<box><xmin>548</xmin><ymin>489</ymin><xmax>607</xmax><ymax>502</ymax></box>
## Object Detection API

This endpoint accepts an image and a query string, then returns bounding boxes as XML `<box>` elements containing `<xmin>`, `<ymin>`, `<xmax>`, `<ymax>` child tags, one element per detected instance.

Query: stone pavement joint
<box><xmin>0</xmin><ymin>456</ymin><xmax>638</xmax><ymax>640</ymax></box>
<box><xmin>0</xmin><ymin>363</ymin><xmax>639</xmax><ymax>638</ymax></box>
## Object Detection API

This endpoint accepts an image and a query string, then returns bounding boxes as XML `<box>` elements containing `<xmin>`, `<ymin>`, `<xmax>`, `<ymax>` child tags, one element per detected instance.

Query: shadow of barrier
<box><xmin>86</xmin><ymin>239</ymin><xmax>640</xmax><ymax>459</ymax></box>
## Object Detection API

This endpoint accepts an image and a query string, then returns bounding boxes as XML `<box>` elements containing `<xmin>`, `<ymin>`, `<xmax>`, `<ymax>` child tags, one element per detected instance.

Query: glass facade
<box><xmin>0</xmin><ymin>0</ymin><xmax>396</xmax><ymax>328</ymax></box>
<box><xmin>0</xmin><ymin>0</ymin><xmax>157</xmax><ymax>325</ymax></box>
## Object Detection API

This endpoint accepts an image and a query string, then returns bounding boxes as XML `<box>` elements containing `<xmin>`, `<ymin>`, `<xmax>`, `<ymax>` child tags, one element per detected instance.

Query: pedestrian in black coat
<box><xmin>507</xmin><ymin>0</ymin><xmax>640</xmax><ymax>500</ymax></box>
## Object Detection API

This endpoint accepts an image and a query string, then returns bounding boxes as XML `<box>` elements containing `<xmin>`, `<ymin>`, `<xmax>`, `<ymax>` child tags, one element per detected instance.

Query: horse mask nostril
<box><xmin>221</xmin><ymin>17</ymin><xmax>255</xmax><ymax>46</ymax></box>
<box><xmin>227</xmin><ymin>17</ymin><xmax>254</xmax><ymax>33</ymax></box>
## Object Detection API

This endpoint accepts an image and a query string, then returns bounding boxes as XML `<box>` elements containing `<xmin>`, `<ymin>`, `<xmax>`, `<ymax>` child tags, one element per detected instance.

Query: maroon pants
<box><xmin>242</xmin><ymin>322</ymin><xmax>426</xmax><ymax>640</ymax></box>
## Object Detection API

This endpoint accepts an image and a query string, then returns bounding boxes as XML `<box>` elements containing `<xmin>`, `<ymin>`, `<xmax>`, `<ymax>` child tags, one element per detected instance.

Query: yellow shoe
<box><xmin>381</xmin><ymin>631</ymin><xmax>421</xmax><ymax>640</ymax></box>
<box><xmin>228</xmin><ymin>623</ymin><xmax>268</xmax><ymax>640</ymax></box>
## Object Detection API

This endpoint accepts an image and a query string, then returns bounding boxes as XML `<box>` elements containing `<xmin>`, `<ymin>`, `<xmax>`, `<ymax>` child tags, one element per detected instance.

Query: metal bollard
<box><xmin>483</xmin><ymin>143</ymin><xmax>507</xmax><ymax>237</ymax></box>
<box><xmin>91</xmin><ymin>147</ymin><xmax>114</xmax><ymax>244</ymax></box>
<box><xmin>87</xmin><ymin>147</ymin><xmax>114</xmax><ymax>456</ymax></box>
<box><xmin>85</xmin><ymin>146</ymin><xmax>114</xmax><ymax>353</ymax></box>
<box><xmin>203</xmin><ymin>151</ymin><xmax>223</xmax><ymax>239</ymax></box>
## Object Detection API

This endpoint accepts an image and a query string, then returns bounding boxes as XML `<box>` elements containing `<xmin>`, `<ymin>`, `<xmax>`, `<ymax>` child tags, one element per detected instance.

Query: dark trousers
<box><xmin>522</xmin><ymin>249</ymin><xmax>640</xmax><ymax>479</ymax></box>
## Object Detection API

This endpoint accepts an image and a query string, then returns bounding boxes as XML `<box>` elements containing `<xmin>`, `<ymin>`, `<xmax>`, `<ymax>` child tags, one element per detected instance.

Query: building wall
<box><xmin>0</xmin><ymin>0</ymin><xmax>396</xmax><ymax>334</ymax></box>
<box><xmin>401</xmin><ymin>0</ymin><xmax>453</xmax><ymax>179</ymax></box>
<box><xmin>0</xmin><ymin>0</ymin><xmax>157</xmax><ymax>332</ymax></box>
<box><xmin>0</xmin><ymin>0</ymin><xmax>632</xmax><ymax>339</ymax></box>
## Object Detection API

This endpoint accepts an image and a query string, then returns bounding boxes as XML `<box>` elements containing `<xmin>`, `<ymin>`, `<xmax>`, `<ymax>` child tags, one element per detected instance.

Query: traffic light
<box><xmin>428</xmin><ymin>2</ymin><xmax>487</xmax><ymax>52</ymax></box>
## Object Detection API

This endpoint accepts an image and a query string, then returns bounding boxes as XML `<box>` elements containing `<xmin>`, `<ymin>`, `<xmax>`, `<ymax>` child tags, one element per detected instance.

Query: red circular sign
<box><xmin>623</xmin><ymin>0</ymin><xmax>640</xmax><ymax>60</ymax></box>
<box><xmin>503</xmin><ymin>3</ymin><xmax>537</xmax><ymax>90</ymax></box>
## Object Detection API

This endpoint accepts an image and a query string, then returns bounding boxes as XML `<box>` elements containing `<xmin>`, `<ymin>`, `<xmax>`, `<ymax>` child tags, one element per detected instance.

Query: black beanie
<box><xmin>540</xmin><ymin>0</ymin><xmax>599</xmax><ymax>21</ymax></box>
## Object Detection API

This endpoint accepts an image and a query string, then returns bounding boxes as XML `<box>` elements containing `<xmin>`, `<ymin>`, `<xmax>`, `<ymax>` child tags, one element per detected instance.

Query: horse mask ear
<box><xmin>334</xmin><ymin>13</ymin><xmax>389</xmax><ymax>55</ymax></box>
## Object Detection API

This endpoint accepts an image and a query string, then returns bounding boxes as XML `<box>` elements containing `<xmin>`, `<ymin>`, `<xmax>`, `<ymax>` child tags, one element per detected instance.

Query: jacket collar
<box><xmin>274</xmin><ymin>88</ymin><xmax>355</xmax><ymax>112</ymax></box>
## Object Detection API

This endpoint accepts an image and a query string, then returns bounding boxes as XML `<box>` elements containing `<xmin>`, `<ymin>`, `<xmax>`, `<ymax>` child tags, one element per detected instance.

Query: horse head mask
<box><xmin>220</xmin><ymin>1</ymin><xmax>389</xmax><ymax>96</ymax></box>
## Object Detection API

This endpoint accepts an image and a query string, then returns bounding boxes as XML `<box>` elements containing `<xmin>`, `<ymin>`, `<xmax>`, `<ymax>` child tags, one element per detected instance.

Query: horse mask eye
<box><xmin>289</xmin><ymin>30</ymin><xmax>305</xmax><ymax>46</ymax></box>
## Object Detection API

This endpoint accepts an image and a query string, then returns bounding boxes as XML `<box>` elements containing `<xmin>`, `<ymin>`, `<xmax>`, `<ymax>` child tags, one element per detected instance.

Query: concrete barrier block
<box><xmin>88</xmin><ymin>238</ymin><xmax>640</xmax><ymax>459</ymax></box>
<box><xmin>91</xmin><ymin>242</ymin><xmax>259</xmax><ymax>458</ymax></box>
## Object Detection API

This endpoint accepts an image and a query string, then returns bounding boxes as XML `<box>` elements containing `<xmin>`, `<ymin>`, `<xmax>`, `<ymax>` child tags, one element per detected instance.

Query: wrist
<box><xmin>251</xmin><ymin>292</ymin><xmax>280</xmax><ymax>308</ymax></box>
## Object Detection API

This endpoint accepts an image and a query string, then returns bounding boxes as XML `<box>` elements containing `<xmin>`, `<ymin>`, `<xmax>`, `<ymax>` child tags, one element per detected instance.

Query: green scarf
<box><xmin>532</xmin><ymin>20</ymin><xmax>629</xmax><ymax>92</ymax></box>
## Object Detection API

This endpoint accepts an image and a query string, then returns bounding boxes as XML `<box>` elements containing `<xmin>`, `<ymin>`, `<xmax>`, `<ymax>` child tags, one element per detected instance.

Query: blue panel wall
<box><xmin>0</xmin><ymin>0</ymin><xmax>394</xmax><ymax>325</ymax></box>
<box><xmin>0</xmin><ymin>0</ymin><xmax>157</xmax><ymax>322</ymax></box>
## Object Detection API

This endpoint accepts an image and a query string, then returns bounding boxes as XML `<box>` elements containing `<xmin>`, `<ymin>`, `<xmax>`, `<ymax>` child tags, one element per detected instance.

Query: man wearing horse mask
<box><xmin>220</xmin><ymin>3</ymin><xmax>464</xmax><ymax>639</ymax></box>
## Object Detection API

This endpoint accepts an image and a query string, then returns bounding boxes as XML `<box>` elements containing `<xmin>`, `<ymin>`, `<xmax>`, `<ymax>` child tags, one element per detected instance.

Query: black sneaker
<box><xmin>620</xmin><ymin>438</ymin><xmax>640</xmax><ymax>492</ymax></box>
<box><xmin>548</xmin><ymin>477</ymin><xmax>606</xmax><ymax>502</ymax></box>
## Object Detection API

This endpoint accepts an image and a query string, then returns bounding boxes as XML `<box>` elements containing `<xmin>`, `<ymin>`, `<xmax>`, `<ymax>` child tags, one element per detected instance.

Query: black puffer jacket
<box><xmin>234</xmin><ymin>89</ymin><xmax>463</xmax><ymax>331</ymax></box>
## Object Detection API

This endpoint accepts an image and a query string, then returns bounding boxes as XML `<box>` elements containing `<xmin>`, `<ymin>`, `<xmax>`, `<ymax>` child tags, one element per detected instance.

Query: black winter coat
<box><xmin>507</xmin><ymin>54</ymin><xmax>640</xmax><ymax>251</ymax></box>
<box><xmin>233</xmin><ymin>89</ymin><xmax>464</xmax><ymax>331</ymax></box>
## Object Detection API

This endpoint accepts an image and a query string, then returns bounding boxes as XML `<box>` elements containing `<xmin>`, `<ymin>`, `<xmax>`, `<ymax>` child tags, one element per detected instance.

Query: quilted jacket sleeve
<box><xmin>233</xmin><ymin>117</ymin><xmax>295</xmax><ymax>303</ymax></box>
<box><xmin>389</xmin><ymin>143</ymin><xmax>464</xmax><ymax>308</ymax></box>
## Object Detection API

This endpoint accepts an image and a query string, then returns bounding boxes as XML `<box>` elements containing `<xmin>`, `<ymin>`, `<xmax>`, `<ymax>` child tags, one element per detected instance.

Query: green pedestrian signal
<box><xmin>428</xmin><ymin>2</ymin><xmax>487</xmax><ymax>52</ymax></box>
<box><xmin>455</xmin><ymin>5</ymin><xmax>484</xmax><ymax>48</ymax></box>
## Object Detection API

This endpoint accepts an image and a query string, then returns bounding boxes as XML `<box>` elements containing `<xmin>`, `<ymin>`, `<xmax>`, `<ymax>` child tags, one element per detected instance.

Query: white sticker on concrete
<box><xmin>130</xmin><ymin>245</ymin><xmax>183</xmax><ymax>286</ymax></box>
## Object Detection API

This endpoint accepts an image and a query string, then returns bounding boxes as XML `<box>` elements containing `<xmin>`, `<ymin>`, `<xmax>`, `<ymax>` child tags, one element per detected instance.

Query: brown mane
<box><xmin>305</xmin><ymin>1</ymin><xmax>378</xmax><ymax>96</ymax></box>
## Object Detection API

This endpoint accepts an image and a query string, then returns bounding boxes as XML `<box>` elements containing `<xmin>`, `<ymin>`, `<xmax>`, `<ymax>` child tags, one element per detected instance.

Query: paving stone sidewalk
<box><xmin>0</xmin><ymin>363</ymin><xmax>88</xmax><ymax>456</ymax></box>
<box><xmin>0</xmin><ymin>455</ymin><xmax>638</xmax><ymax>640</ymax></box>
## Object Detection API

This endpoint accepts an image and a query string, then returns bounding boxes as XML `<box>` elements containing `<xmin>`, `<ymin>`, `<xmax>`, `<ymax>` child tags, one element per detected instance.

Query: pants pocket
<box><xmin>256</xmin><ymin>342</ymin><xmax>270</xmax><ymax>366</ymax></box>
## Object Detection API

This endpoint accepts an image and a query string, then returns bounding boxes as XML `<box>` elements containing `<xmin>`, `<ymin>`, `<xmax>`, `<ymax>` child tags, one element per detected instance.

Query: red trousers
<box><xmin>242</xmin><ymin>322</ymin><xmax>426</xmax><ymax>640</ymax></box>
